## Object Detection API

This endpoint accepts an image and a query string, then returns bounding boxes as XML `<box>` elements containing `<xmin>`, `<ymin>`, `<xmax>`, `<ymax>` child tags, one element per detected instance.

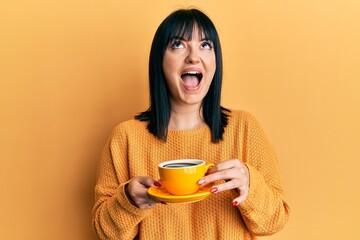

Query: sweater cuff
<box><xmin>115</xmin><ymin>181</ymin><xmax>152</xmax><ymax>217</ymax></box>
<box><xmin>239</xmin><ymin>164</ymin><xmax>264</xmax><ymax>211</ymax></box>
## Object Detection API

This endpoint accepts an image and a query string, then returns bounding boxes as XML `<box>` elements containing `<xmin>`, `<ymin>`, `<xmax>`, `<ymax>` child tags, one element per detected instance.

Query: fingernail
<box><xmin>210</xmin><ymin>187</ymin><xmax>218</xmax><ymax>193</ymax></box>
<box><xmin>198</xmin><ymin>179</ymin><xmax>206</xmax><ymax>185</ymax></box>
<box><xmin>161</xmin><ymin>201</ymin><xmax>167</xmax><ymax>205</ymax></box>
<box><xmin>233</xmin><ymin>201</ymin><xmax>238</xmax><ymax>206</ymax></box>
<box><xmin>153</xmin><ymin>181</ymin><xmax>161</xmax><ymax>187</ymax></box>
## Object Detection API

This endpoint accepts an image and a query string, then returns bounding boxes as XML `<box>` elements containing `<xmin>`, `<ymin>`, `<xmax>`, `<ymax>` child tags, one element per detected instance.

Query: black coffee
<box><xmin>163</xmin><ymin>163</ymin><xmax>199</xmax><ymax>168</ymax></box>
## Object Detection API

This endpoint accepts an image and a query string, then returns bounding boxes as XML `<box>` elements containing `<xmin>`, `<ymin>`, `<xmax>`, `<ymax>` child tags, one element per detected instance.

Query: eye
<box><xmin>170</xmin><ymin>40</ymin><xmax>184</xmax><ymax>49</ymax></box>
<box><xmin>201</xmin><ymin>41</ymin><xmax>213</xmax><ymax>50</ymax></box>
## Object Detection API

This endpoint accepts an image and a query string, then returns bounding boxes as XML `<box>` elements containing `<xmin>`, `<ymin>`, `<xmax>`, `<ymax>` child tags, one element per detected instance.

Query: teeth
<box><xmin>181</xmin><ymin>71</ymin><xmax>203</xmax><ymax>83</ymax></box>
<box><xmin>186</xmin><ymin>71</ymin><xmax>200</xmax><ymax>74</ymax></box>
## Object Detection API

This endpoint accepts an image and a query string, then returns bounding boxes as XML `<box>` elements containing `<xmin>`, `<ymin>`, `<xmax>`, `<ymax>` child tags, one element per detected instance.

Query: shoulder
<box><xmin>225</xmin><ymin>109</ymin><xmax>267</xmax><ymax>135</ymax></box>
<box><xmin>111</xmin><ymin>118</ymin><xmax>148</xmax><ymax>138</ymax></box>
<box><xmin>227</xmin><ymin>109</ymin><xmax>259</xmax><ymax>125</ymax></box>
<box><xmin>115</xmin><ymin>118</ymin><xmax>147</xmax><ymax>130</ymax></box>
<box><xmin>226</xmin><ymin>109</ymin><xmax>271</xmax><ymax>143</ymax></box>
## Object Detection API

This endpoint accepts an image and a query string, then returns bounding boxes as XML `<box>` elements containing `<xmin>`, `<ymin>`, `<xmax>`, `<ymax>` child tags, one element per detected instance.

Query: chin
<box><xmin>180</xmin><ymin>96</ymin><xmax>204</xmax><ymax>106</ymax></box>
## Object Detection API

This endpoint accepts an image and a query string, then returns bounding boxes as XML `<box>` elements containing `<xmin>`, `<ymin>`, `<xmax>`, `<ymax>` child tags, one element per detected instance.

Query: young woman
<box><xmin>92</xmin><ymin>8</ymin><xmax>290</xmax><ymax>240</ymax></box>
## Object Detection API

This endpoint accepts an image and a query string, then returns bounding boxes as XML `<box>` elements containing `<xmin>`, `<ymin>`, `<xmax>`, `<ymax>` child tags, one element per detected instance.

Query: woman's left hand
<box><xmin>197</xmin><ymin>159</ymin><xmax>250</xmax><ymax>206</ymax></box>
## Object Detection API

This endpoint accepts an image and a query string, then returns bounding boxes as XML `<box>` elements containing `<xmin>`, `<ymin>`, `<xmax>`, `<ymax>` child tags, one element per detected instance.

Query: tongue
<box><xmin>181</xmin><ymin>75</ymin><xmax>199</xmax><ymax>88</ymax></box>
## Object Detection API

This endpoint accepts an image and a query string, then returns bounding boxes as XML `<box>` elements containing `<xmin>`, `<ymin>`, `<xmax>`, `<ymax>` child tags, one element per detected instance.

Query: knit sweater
<box><xmin>92</xmin><ymin>110</ymin><xmax>290</xmax><ymax>240</ymax></box>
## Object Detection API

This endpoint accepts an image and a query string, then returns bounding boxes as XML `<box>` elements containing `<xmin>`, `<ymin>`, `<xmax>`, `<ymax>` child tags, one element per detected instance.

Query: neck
<box><xmin>168</xmin><ymin>103</ymin><xmax>205</xmax><ymax>130</ymax></box>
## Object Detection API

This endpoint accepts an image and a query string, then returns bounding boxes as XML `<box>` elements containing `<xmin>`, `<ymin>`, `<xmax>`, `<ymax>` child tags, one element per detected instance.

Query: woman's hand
<box><xmin>197</xmin><ymin>159</ymin><xmax>250</xmax><ymax>206</ymax></box>
<box><xmin>125</xmin><ymin>176</ymin><xmax>162</xmax><ymax>209</ymax></box>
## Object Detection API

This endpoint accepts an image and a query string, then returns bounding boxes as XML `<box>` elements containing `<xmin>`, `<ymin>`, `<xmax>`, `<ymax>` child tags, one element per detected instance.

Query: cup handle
<box><xmin>205</xmin><ymin>163</ymin><xmax>215</xmax><ymax>172</ymax></box>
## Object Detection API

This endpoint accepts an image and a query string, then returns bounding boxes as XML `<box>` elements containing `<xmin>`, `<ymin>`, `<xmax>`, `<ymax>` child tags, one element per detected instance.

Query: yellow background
<box><xmin>1</xmin><ymin>0</ymin><xmax>359</xmax><ymax>239</ymax></box>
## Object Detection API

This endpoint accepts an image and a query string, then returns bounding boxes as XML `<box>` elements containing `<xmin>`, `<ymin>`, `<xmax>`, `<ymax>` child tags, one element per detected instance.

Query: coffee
<box><xmin>163</xmin><ymin>163</ymin><xmax>199</xmax><ymax>168</ymax></box>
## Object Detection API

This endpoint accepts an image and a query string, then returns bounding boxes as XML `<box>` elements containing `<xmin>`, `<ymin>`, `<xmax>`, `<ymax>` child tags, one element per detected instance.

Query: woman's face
<box><xmin>162</xmin><ymin>28</ymin><xmax>216</xmax><ymax>108</ymax></box>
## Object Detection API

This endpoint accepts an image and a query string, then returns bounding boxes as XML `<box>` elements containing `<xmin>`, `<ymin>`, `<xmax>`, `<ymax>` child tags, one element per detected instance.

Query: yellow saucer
<box><xmin>148</xmin><ymin>184</ymin><xmax>214</xmax><ymax>204</ymax></box>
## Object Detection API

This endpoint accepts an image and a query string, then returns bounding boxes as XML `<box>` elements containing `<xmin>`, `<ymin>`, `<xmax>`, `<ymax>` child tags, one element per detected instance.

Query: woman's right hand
<box><xmin>125</xmin><ymin>176</ymin><xmax>162</xmax><ymax>209</ymax></box>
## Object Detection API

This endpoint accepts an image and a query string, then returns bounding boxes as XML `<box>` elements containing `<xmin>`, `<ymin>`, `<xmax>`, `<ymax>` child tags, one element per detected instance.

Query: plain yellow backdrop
<box><xmin>1</xmin><ymin>0</ymin><xmax>359</xmax><ymax>239</ymax></box>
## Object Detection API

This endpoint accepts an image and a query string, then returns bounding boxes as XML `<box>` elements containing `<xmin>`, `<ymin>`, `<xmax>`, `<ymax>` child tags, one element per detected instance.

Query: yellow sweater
<box><xmin>92</xmin><ymin>110</ymin><xmax>290</xmax><ymax>240</ymax></box>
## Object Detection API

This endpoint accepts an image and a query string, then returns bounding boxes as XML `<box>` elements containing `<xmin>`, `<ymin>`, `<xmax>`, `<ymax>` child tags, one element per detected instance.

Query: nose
<box><xmin>185</xmin><ymin>47</ymin><xmax>200</xmax><ymax>64</ymax></box>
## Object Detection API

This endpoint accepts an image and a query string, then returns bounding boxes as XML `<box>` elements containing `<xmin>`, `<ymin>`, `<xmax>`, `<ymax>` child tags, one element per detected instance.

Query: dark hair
<box><xmin>136</xmin><ymin>8</ymin><xmax>229</xmax><ymax>143</ymax></box>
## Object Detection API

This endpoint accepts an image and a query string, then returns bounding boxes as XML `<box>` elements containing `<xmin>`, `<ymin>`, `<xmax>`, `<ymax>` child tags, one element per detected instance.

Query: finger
<box><xmin>137</xmin><ymin>176</ymin><xmax>160</xmax><ymax>188</ymax></box>
<box><xmin>198</xmin><ymin>168</ymin><xmax>243</xmax><ymax>185</ymax></box>
<box><xmin>209</xmin><ymin>178</ymin><xmax>242</xmax><ymax>193</ymax></box>
<box><xmin>213</xmin><ymin>159</ymin><xmax>242</xmax><ymax>172</ymax></box>
<box><xmin>148</xmin><ymin>198</ymin><xmax>161</xmax><ymax>206</ymax></box>
<box><xmin>148</xmin><ymin>194</ymin><xmax>162</xmax><ymax>204</ymax></box>
<box><xmin>138</xmin><ymin>200</ymin><xmax>157</xmax><ymax>209</ymax></box>
<box><xmin>232</xmin><ymin>192</ymin><xmax>249</xmax><ymax>206</ymax></box>
<box><xmin>206</xmin><ymin>159</ymin><xmax>244</xmax><ymax>175</ymax></box>
<box><xmin>143</xmin><ymin>195</ymin><xmax>167</xmax><ymax>208</ymax></box>
<box><xmin>232</xmin><ymin>185</ymin><xmax>250</xmax><ymax>206</ymax></box>
<box><xmin>137</xmin><ymin>193</ymin><xmax>163</xmax><ymax>209</ymax></box>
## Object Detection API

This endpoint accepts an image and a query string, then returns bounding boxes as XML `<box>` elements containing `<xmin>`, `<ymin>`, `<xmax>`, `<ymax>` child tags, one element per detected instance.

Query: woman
<box><xmin>92</xmin><ymin>8</ymin><xmax>290</xmax><ymax>240</ymax></box>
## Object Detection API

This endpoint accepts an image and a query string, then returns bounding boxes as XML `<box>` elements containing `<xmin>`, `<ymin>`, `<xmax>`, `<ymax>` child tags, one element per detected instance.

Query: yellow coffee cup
<box><xmin>158</xmin><ymin>159</ymin><xmax>214</xmax><ymax>195</ymax></box>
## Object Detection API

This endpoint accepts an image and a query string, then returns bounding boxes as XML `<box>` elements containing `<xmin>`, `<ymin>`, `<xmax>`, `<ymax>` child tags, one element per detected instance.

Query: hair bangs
<box><xmin>165</xmin><ymin>10</ymin><xmax>216</xmax><ymax>45</ymax></box>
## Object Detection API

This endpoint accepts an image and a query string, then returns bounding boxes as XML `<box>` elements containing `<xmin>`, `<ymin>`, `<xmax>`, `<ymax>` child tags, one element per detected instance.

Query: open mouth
<box><xmin>181</xmin><ymin>71</ymin><xmax>203</xmax><ymax>89</ymax></box>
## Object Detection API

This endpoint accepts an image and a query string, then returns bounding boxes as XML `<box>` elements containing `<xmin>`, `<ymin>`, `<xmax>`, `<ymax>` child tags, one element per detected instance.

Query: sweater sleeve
<box><xmin>238</xmin><ymin>113</ymin><xmax>290</xmax><ymax>236</ymax></box>
<box><xmin>92</xmin><ymin>126</ymin><xmax>152</xmax><ymax>240</ymax></box>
